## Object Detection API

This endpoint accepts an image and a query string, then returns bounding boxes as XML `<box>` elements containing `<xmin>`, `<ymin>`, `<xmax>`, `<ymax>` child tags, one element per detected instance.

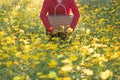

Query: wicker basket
<box><xmin>47</xmin><ymin>3</ymin><xmax>74</xmax><ymax>32</ymax></box>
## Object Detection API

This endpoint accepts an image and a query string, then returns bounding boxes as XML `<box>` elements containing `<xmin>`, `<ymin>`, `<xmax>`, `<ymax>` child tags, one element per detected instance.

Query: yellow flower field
<box><xmin>0</xmin><ymin>0</ymin><xmax>120</xmax><ymax>80</ymax></box>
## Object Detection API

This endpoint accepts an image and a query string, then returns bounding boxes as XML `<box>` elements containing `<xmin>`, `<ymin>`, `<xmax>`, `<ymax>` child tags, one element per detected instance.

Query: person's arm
<box><xmin>40</xmin><ymin>0</ymin><xmax>53</xmax><ymax>32</ymax></box>
<box><xmin>70</xmin><ymin>0</ymin><xmax>80</xmax><ymax>31</ymax></box>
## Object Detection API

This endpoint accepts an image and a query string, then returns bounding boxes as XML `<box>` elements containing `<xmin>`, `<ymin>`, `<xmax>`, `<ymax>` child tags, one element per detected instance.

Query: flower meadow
<box><xmin>0</xmin><ymin>0</ymin><xmax>120</xmax><ymax>80</ymax></box>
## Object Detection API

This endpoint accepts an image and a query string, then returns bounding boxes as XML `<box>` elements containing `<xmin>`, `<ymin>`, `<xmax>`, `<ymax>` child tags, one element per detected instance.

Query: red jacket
<box><xmin>40</xmin><ymin>0</ymin><xmax>80</xmax><ymax>32</ymax></box>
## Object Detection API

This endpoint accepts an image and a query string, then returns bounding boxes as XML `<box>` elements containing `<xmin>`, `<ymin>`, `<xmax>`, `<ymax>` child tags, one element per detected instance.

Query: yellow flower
<box><xmin>17</xmin><ymin>12</ymin><xmax>22</xmax><ymax>16</ymax></box>
<box><xmin>48</xmin><ymin>60</ymin><xmax>57</xmax><ymax>68</ymax></box>
<box><xmin>15</xmin><ymin>52</ymin><xmax>22</xmax><ymax>57</ymax></box>
<box><xmin>82</xmin><ymin>68</ymin><xmax>93</xmax><ymax>76</ymax></box>
<box><xmin>31</xmin><ymin>64</ymin><xmax>36</xmax><ymax>68</ymax></box>
<box><xmin>93</xmin><ymin>15</ymin><xmax>96</xmax><ymax>19</ymax></box>
<box><xmin>84</xmin><ymin>17</ymin><xmax>91</xmax><ymax>22</ymax></box>
<box><xmin>23</xmin><ymin>24</ymin><xmax>29</xmax><ymax>28</ymax></box>
<box><xmin>61</xmin><ymin>59</ymin><xmax>71</xmax><ymax>64</ymax></box>
<box><xmin>100</xmin><ymin>70</ymin><xmax>113</xmax><ymax>80</ymax></box>
<box><xmin>98</xmin><ymin>18</ymin><xmax>105</xmax><ymax>24</ymax></box>
<box><xmin>92</xmin><ymin>54</ymin><xmax>100</xmax><ymax>57</ymax></box>
<box><xmin>0</xmin><ymin>31</ymin><xmax>5</xmax><ymax>37</ymax></box>
<box><xmin>19</xmin><ymin>29</ymin><xmax>24</xmax><ymax>34</ymax></box>
<box><xmin>2</xmin><ymin>46</ymin><xmax>8</xmax><ymax>51</ymax></box>
<box><xmin>48</xmin><ymin>71</ymin><xmax>57</xmax><ymax>78</ymax></box>
<box><xmin>82</xmin><ymin>79</ymin><xmax>88</xmax><ymax>80</ymax></box>
<box><xmin>13</xmin><ymin>75</ymin><xmax>25</xmax><ymax>80</ymax></box>
<box><xmin>13</xmin><ymin>61</ymin><xmax>19</xmax><ymax>65</ymax></box>
<box><xmin>56</xmin><ymin>77</ymin><xmax>62</xmax><ymax>80</ymax></box>
<box><xmin>80</xmin><ymin>62</ymin><xmax>93</xmax><ymax>67</ymax></box>
<box><xmin>32</xmin><ymin>55</ymin><xmax>39</xmax><ymax>60</ymax></box>
<box><xmin>40</xmin><ymin>75</ymin><xmax>48</xmax><ymax>79</ymax></box>
<box><xmin>80</xmin><ymin>27</ymin><xmax>85</xmax><ymax>32</ymax></box>
<box><xmin>114</xmin><ymin>46</ymin><xmax>119</xmax><ymax>51</ymax></box>
<box><xmin>88</xmin><ymin>48</ymin><xmax>94</xmax><ymax>53</ymax></box>
<box><xmin>118</xmin><ymin>75</ymin><xmax>120</xmax><ymax>80</ymax></box>
<box><xmin>3</xmin><ymin>18</ymin><xmax>9</xmax><ymax>23</ymax></box>
<box><xmin>12</xmin><ymin>25</ymin><xmax>19</xmax><ymax>31</ymax></box>
<box><xmin>94</xmin><ymin>8</ymin><xmax>99</xmax><ymax>13</ymax></box>
<box><xmin>30</xmin><ymin>21</ymin><xmax>36</xmax><ymax>26</ymax></box>
<box><xmin>50</xmin><ymin>44</ymin><xmax>58</xmax><ymax>50</ymax></box>
<box><xmin>34</xmin><ymin>61</ymin><xmax>40</xmax><ymax>65</ymax></box>
<box><xmin>99</xmin><ymin>56</ymin><xmax>108</xmax><ymax>65</ymax></box>
<box><xmin>8</xmin><ymin>70</ymin><xmax>13</xmax><ymax>75</ymax></box>
<box><xmin>67</xmin><ymin>28</ymin><xmax>73</xmax><ymax>33</ymax></box>
<box><xmin>58</xmin><ymin>25</ymin><xmax>65</xmax><ymax>32</ymax></box>
<box><xmin>7</xmin><ymin>26</ymin><xmax>12</xmax><ymax>32</ymax></box>
<box><xmin>2</xmin><ymin>54</ymin><xmax>9</xmax><ymax>59</ymax></box>
<box><xmin>0</xmin><ymin>62</ymin><xmax>2</xmax><ymax>66</ymax></box>
<box><xmin>22</xmin><ymin>53</ymin><xmax>30</xmax><ymax>60</ymax></box>
<box><xmin>82</xmin><ymin>5</ymin><xmax>88</xmax><ymax>10</ymax></box>
<box><xmin>6</xmin><ymin>61</ymin><xmax>12</xmax><ymax>67</ymax></box>
<box><xmin>9</xmin><ymin>46</ymin><xmax>17</xmax><ymax>53</ymax></box>
<box><xmin>63</xmin><ymin>77</ymin><xmax>72</xmax><ymax>80</ymax></box>
<box><xmin>73</xmin><ymin>41</ymin><xmax>80</xmax><ymax>45</ymax></box>
<box><xmin>82</xmin><ymin>78</ymin><xmax>88</xmax><ymax>80</ymax></box>
<box><xmin>22</xmin><ymin>45</ymin><xmax>30</xmax><ymax>52</ymax></box>
<box><xmin>110</xmin><ymin>52</ymin><xmax>119</xmax><ymax>59</ymax></box>
<box><xmin>59</xmin><ymin>69</ymin><xmax>68</xmax><ymax>76</ymax></box>
<box><xmin>69</xmin><ymin>55</ymin><xmax>78</xmax><ymax>62</ymax></box>
<box><xmin>61</xmin><ymin>65</ymin><xmax>72</xmax><ymax>72</ymax></box>
<box><xmin>86</xmin><ymin>29</ymin><xmax>91</xmax><ymax>34</ymax></box>
<box><xmin>13</xmin><ymin>76</ymin><xmax>21</xmax><ymax>80</ymax></box>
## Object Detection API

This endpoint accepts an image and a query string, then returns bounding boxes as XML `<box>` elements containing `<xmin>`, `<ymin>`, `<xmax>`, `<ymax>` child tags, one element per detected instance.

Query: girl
<box><xmin>40</xmin><ymin>0</ymin><xmax>80</xmax><ymax>38</ymax></box>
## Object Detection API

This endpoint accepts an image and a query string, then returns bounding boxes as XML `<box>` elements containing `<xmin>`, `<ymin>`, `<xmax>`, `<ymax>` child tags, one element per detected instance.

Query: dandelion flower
<box><xmin>0</xmin><ymin>31</ymin><xmax>5</xmax><ymax>37</ymax></box>
<box><xmin>63</xmin><ymin>77</ymin><xmax>72</xmax><ymax>80</ymax></box>
<box><xmin>48</xmin><ymin>71</ymin><xmax>57</xmax><ymax>78</ymax></box>
<box><xmin>19</xmin><ymin>29</ymin><xmax>24</xmax><ymax>34</ymax></box>
<box><xmin>69</xmin><ymin>55</ymin><xmax>78</xmax><ymax>62</ymax></box>
<box><xmin>13</xmin><ymin>61</ymin><xmax>19</xmax><ymax>65</ymax></box>
<box><xmin>61</xmin><ymin>65</ymin><xmax>72</xmax><ymax>72</ymax></box>
<box><xmin>61</xmin><ymin>59</ymin><xmax>71</xmax><ymax>64</ymax></box>
<box><xmin>82</xmin><ymin>68</ymin><xmax>93</xmax><ymax>76</ymax></box>
<box><xmin>6</xmin><ymin>61</ymin><xmax>12</xmax><ymax>67</ymax></box>
<box><xmin>67</xmin><ymin>28</ymin><xmax>73</xmax><ymax>33</ymax></box>
<box><xmin>100</xmin><ymin>70</ymin><xmax>113</xmax><ymax>80</ymax></box>
<box><xmin>48</xmin><ymin>60</ymin><xmax>57</xmax><ymax>68</ymax></box>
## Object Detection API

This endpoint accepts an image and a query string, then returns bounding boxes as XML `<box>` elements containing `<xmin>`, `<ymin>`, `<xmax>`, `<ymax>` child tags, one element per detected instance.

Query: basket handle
<box><xmin>54</xmin><ymin>3</ymin><xmax>67</xmax><ymax>16</ymax></box>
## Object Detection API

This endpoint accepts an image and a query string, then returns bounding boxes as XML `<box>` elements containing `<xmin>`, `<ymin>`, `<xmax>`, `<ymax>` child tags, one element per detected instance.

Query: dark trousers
<box><xmin>46</xmin><ymin>31</ymin><xmax>67</xmax><ymax>40</ymax></box>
